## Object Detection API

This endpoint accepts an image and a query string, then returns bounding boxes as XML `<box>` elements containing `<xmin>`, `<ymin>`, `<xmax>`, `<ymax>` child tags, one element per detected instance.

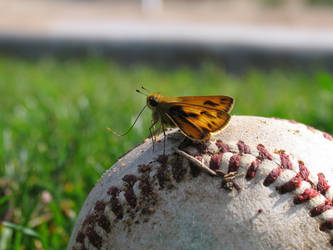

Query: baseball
<box><xmin>68</xmin><ymin>116</ymin><xmax>333</xmax><ymax>249</ymax></box>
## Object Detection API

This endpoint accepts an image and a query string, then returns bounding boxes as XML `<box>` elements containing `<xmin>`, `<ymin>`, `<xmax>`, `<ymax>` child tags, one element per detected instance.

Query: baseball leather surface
<box><xmin>68</xmin><ymin>116</ymin><xmax>333</xmax><ymax>250</ymax></box>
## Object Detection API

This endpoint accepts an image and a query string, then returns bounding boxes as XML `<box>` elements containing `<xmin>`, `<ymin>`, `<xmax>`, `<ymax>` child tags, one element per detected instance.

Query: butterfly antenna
<box><xmin>107</xmin><ymin>105</ymin><xmax>147</xmax><ymax>136</ymax></box>
<box><xmin>141</xmin><ymin>85</ymin><xmax>150</xmax><ymax>93</ymax></box>
<box><xmin>136</xmin><ymin>89</ymin><xmax>147</xmax><ymax>96</ymax></box>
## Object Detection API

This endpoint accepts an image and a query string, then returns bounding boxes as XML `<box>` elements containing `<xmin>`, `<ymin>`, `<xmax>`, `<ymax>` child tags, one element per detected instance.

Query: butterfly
<box><xmin>108</xmin><ymin>86</ymin><xmax>234</xmax><ymax>152</ymax></box>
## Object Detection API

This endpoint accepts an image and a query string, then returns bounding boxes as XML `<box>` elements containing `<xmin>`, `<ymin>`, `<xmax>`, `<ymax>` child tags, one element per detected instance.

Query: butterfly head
<box><xmin>147</xmin><ymin>94</ymin><xmax>160</xmax><ymax>110</ymax></box>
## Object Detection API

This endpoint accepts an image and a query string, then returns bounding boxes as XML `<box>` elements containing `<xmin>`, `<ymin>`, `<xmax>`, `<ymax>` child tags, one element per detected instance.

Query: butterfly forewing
<box><xmin>176</xmin><ymin>96</ymin><xmax>234</xmax><ymax>113</ymax></box>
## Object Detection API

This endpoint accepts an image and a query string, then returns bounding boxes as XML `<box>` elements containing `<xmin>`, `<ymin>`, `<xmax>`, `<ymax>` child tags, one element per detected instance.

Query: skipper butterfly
<box><xmin>108</xmin><ymin>87</ymin><xmax>234</xmax><ymax>151</ymax></box>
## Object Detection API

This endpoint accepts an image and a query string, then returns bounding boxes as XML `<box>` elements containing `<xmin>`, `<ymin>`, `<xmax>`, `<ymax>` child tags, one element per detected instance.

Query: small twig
<box><xmin>175</xmin><ymin>149</ymin><xmax>217</xmax><ymax>176</ymax></box>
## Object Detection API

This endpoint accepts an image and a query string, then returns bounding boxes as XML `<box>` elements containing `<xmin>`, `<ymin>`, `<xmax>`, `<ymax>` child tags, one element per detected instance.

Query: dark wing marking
<box><xmin>167</xmin><ymin>104</ymin><xmax>231</xmax><ymax>141</ymax></box>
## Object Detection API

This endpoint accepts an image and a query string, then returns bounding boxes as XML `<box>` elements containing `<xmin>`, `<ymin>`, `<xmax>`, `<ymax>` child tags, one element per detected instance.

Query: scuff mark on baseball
<box><xmin>68</xmin><ymin>116</ymin><xmax>333</xmax><ymax>250</ymax></box>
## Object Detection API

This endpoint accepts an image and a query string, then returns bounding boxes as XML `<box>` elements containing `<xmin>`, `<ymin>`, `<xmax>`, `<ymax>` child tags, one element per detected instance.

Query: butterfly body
<box><xmin>146</xmin><ymin>93</ymin><xmax>234</xmax><ymax>142</ymax></box>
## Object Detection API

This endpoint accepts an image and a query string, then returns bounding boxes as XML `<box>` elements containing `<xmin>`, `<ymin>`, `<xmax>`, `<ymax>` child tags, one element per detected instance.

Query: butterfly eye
<box><xmin>149</xmin><ymin>97</ymin><xmax>158</xmax><ymax>107</ymax></box>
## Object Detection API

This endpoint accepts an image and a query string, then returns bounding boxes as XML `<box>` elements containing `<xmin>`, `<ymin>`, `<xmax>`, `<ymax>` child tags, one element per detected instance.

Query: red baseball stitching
<box><xmin>207</xmin><ymin>140</ymin><xmax>333</xmax><ymax>246</ymax></box>
<box><xmin>71</xmin><ymin>139</ymin><xmax>333</xmax><ymax>249</ymax></box>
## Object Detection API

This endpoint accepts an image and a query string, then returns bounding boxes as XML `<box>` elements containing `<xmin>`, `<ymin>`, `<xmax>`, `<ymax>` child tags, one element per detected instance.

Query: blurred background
<box><xmin>0</xmin><ymin>0</ymin><xmax>333</xmax><ymax>249</ymax></box>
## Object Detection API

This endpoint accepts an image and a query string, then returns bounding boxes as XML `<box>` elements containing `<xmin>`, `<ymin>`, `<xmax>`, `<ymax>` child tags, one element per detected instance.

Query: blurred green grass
<box><xmin>0</xmin><ymin>55</ymin><xmax>332</xmax><ymax>249</ymax></box>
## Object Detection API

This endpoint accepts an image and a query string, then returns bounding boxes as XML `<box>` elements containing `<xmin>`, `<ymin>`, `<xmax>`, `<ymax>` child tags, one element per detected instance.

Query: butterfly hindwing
<box><xmin>166</xmin><ymin>104</ymin><xmax>231</xmax><ymax>141</ymax></box>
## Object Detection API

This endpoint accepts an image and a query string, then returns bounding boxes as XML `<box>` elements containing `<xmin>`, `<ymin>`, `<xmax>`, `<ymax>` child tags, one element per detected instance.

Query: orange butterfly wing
<box><xmin>176</xmin><ymin>96</ymin><xmax>234</xmax><ymax>113</ymax></box>
<box><xmin>166</xmin><ymin>103</ymin><xmax>231</xmax><ymax>141</ymax></box>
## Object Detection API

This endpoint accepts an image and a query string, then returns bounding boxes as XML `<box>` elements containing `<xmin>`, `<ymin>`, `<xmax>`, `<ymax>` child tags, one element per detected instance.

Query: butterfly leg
<box><xmin>161</xmin><ymin>122</ymin><xmax>167</xmax><ymax>155</ymax></box>
<box><xmin>149</xmin><ymin>125</ymin><xmax>156</xmax><ymax>152</ymax></box>
<box><xmin>149</xmin><ymin>120</ymin><xmax>160</xmax><ymax>152</ymax></box>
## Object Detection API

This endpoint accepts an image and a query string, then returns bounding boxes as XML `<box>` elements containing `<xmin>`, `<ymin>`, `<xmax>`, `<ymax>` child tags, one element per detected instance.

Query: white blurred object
<box><xmin>141</xmin><ymin>0</ymin><xmax>163</xmax><ymax>12</ymax></box>
<box><xmin>50</xmin><ymin>20</ymin><xmax>333</xmax><ymax>52</ymax></box>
